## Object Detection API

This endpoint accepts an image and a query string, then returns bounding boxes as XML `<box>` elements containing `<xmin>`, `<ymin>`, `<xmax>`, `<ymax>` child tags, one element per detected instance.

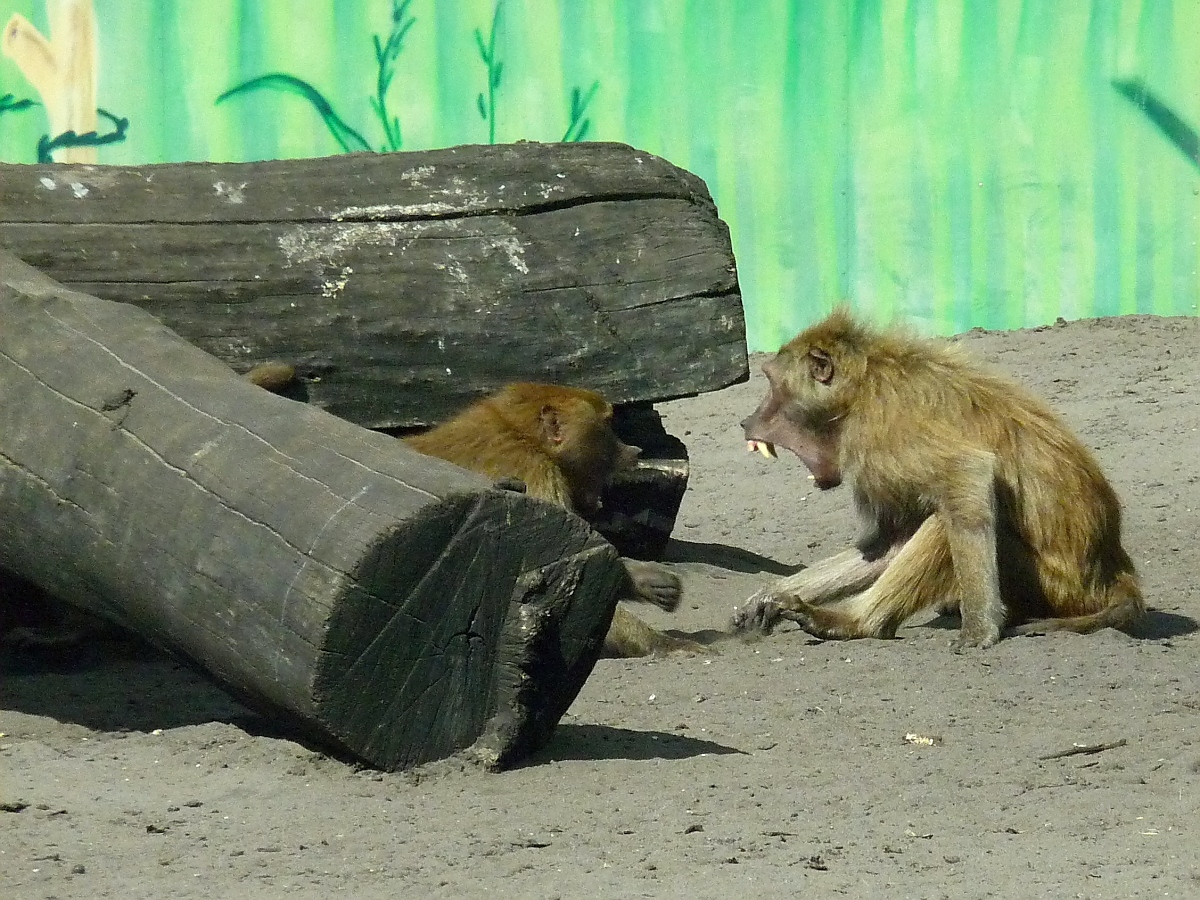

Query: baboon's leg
<box><xmin>603</xmin><ymin>605</ymin><xmax>708</xmax><ymax>658</ymax></box>
<box><xmin>774</xmin><ymin>516</ymin><xmax>957</xmax><ymax>640</ymax></box>
<box><xmin>730</xmin><ymin>547</ymin><xmax>896</xmax><ymax>633</ymax></box>
<box><xmin>938</xmin><ymin>451</ymin><xmax>1005</xmax><ymax>649</ymax></box>
<box><xmin>770</xmin><ymin>547</ymin><xmax>899</xmax><ymax>603</ymax></box>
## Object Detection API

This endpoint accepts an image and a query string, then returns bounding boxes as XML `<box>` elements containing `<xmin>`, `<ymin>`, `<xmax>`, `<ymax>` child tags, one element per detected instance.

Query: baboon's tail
<box><xmin>1009</xmin><ymin>572</ymin><xmax>1144</xmax><ymax>636</ymax></box>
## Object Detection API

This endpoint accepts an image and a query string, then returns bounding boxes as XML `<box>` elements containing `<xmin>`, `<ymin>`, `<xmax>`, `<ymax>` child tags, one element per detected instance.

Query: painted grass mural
<box><xmin>215</xmin><ymin>0</ymin><xmax>418</xmax><ymax>154</ymax></box>
<box><xmin>1</xmin><ymin>0</ymin><xmax>1197</xmax><ymax>351</ymax></box>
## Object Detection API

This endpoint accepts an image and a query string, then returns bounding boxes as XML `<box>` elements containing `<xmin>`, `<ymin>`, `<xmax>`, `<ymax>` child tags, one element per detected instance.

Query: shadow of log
<box><xmin>0</xmin><ymin>644</ymin><xmax>253</xmax><ymax>731</ymax></box>
<box><xmin>525</xmin><ymin>723</ymin><xmax>744</xmax><ymax>765</ymax></box>
<box><xmin>0</xmin><ymin>641</ymin><xmax>369</xmax><ymax>764</ymax></box>
<box><xmin>663</xmin><ymin>538</ymin><xmax>802</xmax><ymax>576</ymax></box>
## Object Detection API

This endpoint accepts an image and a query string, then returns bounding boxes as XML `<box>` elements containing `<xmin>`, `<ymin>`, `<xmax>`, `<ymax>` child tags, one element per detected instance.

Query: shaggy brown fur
<box><xmin>732</xmin><ymin>308</ymin><xmax>1143</xmax><ymax>649</ymax></box>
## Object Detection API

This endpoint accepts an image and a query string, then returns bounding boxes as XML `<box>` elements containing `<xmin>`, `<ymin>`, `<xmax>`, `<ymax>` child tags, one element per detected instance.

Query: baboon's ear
<box><xmin>808</xmin><ymin>348</ymin><xmax>834</xmax><ymax>385</ymax></box>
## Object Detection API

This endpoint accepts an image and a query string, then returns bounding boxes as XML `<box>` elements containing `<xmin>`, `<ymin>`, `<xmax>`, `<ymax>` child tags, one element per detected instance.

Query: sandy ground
<box><xmin>3</xmin><ymin>314</ymin><xmax>1199</xmax><ymax>899</ymax></box>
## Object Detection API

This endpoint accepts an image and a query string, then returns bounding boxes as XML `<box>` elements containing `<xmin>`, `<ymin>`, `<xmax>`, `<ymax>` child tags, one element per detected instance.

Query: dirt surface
<box><xmin>3</xmin><ymin>315</ymin><xmax>1199</xmax><ymax>899</ymax></box>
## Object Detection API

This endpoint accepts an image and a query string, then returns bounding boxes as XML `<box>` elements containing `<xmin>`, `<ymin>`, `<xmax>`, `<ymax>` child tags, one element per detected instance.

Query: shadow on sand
<box><xmin>917</xmin><ymin>607</ymin><xmax>1197</xmax><ymax>641</ymax></box>
<box><xmin>527</xmin><ymin>723</ymin><xmax>744</xmax><ymax>766</ymax></box>
<box><xmin>663</xmin><ymin>538</ymin><xmax>802</xmax><ymax>576</ymax></box>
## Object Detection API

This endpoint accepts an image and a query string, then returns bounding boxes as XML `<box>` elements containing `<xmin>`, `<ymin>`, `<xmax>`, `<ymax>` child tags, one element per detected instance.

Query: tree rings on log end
<box><xmin>314</xmin><ymin>490</ymin><xmax>623</xmax><ymax>772</ymax></box>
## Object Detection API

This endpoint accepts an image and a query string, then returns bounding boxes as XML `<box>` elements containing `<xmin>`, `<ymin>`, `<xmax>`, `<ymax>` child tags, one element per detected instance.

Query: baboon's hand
<box><xmin>730</xmin><ymin>589</ymin><xmax>783</xmax><ymax>634</ymax></box>
<box><xmin>624</xmin><ymin>560</ymin><xmax>682</xmax><ymax>611</ymax></box>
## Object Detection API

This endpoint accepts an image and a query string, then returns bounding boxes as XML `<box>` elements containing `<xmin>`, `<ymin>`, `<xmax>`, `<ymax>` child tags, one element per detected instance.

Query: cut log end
<box><xmin>313</xmin><ymin>491</ymin><xmax>622</xmax><ymax>772</ymax></box>
<box><xmin>592</xmin><ymin>403</ymin><xmax>690</xmax><ymax>560</ymax></box>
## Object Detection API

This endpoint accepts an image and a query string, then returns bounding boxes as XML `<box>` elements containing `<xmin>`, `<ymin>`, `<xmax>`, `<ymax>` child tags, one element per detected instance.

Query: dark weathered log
<box><xmin>0</xmin><ymin>142</ymin><xmax>748</xmax><ymax>431</ymax></box>
<box><xmin>592</xmin><ymin>404</ymin><xmax>690</xmax><ymax>560</ymax></box>
<box><xmin>0</xmin><ymin>251</ymin><xmax>625</xmax><ymax>771</ymax></box>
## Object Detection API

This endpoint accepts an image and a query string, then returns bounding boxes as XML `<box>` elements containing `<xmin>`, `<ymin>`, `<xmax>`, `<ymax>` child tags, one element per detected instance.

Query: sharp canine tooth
<box><xmin>747</xmin><ymin>440</ymin><xmax>777</xmax><ymax>459</ymax></box>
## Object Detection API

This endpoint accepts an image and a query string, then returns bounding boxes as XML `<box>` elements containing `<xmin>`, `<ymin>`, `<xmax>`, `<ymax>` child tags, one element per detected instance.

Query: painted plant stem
<box><xmin>216</xmin><ymin>73</ymin><xmax>372</xmax><ymax>153</ymax></box>
<box><xmin>562</xmin><ymin>81</ymin><xmax>598</xmax><ymax>142</ymax></box>
<box><xmin>37</xmin><ymin>107</ymin><xmax>128</xmax><ymax>163</ymax></box>
<box><xmin>0</xmin><ymin>93</ymin><xmax>37</xmax><ymax>119</ymax></box>
<box><xmin>370</xmin><ymin>0</ymin><xmax>416</xmax><ymax>151</ymax></box>
<box><xmin>1113</xmin><ymin>78</ymin><xmax>1200</xmax><ymax>172</ymax></box>
<box><xmin>474</xmin><ymin>1</ymin><xmax>504</xmax><ymax>144</ymax></box>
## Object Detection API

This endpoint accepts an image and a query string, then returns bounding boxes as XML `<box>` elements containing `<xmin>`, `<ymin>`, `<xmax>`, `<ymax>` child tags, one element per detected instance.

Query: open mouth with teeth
<box><xmin>747</xmin><ymin>439</ymin><xmax>777</xmax><ymax>459</ymax></box>
<box><xmin>746</xmin><ymin>439</ymin><xmax>815</xmax><ymax>482</ymax></box>
<box><xmin>744</xmin><ymin>436</ymin><xmax>840</xmax><ymax>489</ymax></box>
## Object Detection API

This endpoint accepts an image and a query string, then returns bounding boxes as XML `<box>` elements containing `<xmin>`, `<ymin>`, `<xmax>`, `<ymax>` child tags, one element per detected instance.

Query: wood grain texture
<box><xmin>0</xmin><ymin>142</ymin><xmax>748</xmax><ymax>430</ymax></box>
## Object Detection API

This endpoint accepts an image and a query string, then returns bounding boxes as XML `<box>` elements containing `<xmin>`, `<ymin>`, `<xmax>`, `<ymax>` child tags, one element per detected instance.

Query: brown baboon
<box><xmin>405</xmin><ymin>383</ymin><xmax>704</xmax><ymax>658</ymax></box>
<box><xmin>731</xmin><ymin>308</ymin><xmax>1143</xmax><ymax>649</ymax></box>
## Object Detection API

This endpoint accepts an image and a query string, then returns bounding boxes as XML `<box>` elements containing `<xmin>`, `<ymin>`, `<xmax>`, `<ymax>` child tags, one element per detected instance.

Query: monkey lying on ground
<box><xmin>731</xmin><ymin>308</ymin><xmax>1143</xmax><ymax>650</ymax></box>
<box><xmin>405</xmin><ymin>382</ymin><xmax>704</xmax><ymax>658</ymax></box>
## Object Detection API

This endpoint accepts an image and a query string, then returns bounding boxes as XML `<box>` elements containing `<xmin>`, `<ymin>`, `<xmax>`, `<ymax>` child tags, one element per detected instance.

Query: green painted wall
<box><xmin>1</xmin><ymin>0</ymin><xmax>1197</xmax><ymax>350</ymax></box>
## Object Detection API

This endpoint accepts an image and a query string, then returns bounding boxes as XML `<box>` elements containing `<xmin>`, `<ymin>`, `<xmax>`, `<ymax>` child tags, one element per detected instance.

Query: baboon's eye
<box><xmin>808</xmin><ymin>348</ymin><xmax>834</xmax><ymax>385</ymax></box>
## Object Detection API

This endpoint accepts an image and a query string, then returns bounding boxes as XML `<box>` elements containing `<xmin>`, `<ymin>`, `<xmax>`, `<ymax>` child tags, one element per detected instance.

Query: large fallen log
<box><xmin>1</xmin><ymin>142</ymin><xmax>739</xmax><ymax>559</ymax></box>
<box><xmin>0</xmin><ymin>250</ymin><xmax>625</xmax><ymax>771</ymax></box>
<box><xmin>0</xmin><ymin>142</ymin><xmax>748</xmax><ymax>430</ymax></box>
